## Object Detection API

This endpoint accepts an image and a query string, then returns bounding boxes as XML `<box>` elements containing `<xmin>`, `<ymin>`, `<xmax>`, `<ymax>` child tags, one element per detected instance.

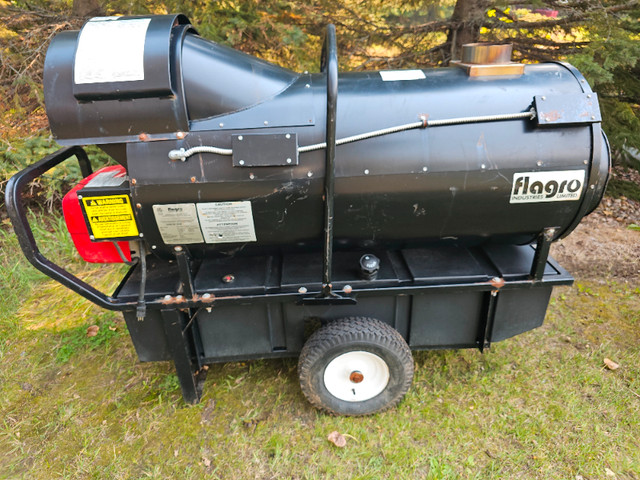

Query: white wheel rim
<box><xmin>323</xmin><ymin>351</ymin><xmax>390</xmax><ymax>402</ymax></box>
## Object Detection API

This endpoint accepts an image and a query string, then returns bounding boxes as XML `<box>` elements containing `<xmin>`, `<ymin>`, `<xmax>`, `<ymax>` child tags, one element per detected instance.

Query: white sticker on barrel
<box><xmin>152</xmin><ymin>203</ymin><xmax>204</xmax><ymax>244</ymax></box>
<box><xmin>510</xmin><ymin>170</ymin><xmax>585</xmax><ymax>203</ymax></box>
<box><xmin>74</xmin><ymin>17</ymin><xmax>151</xmax><ymax>84</ymax></box>
<box><xmin>379</xmin><ymin>70</ymin><xmax>426</xmax><ymax>81</ymax></box>
<box><xmin>197</xmin><ymin>202</ymin><xmax>257</xmax><ymax>244</ymax></box>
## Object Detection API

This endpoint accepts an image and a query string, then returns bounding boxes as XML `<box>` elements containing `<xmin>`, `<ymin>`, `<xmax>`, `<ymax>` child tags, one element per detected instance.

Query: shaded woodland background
<box><xmin>1</xmin><ymin>0</ymin><xmax>639</xmax><ymax>166</ymax></box>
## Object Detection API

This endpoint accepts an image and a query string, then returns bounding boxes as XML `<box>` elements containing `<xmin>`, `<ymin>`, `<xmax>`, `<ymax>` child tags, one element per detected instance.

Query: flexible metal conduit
<box><xmin>167</xmin><ymin>109</ymin><xmax>537</xmax><ymax>161</ymax></box>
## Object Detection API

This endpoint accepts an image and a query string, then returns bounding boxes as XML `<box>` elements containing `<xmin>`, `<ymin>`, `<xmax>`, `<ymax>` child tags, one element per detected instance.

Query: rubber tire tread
<box><xmin>298</xmin><ymin>317</ymin><xmax>414</xmax><ymax>416</ymax></box>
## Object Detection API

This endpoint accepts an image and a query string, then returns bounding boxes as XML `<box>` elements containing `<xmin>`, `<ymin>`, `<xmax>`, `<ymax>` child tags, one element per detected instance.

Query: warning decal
<box><xmin>197</xmin><ymin>201</ymin><xmax>257</xmax><ymax>244</ymax></box>
<box><xmin>82</xmin><ymin>195</ymin><xmax>139</xmax><ymax>239</ymax></box>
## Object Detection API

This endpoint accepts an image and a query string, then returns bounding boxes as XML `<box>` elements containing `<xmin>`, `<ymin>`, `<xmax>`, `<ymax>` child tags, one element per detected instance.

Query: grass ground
<box><xmin>0</xmin><ymin>212</ymin><xmax>639</xmax><ymax>479</ymax></box>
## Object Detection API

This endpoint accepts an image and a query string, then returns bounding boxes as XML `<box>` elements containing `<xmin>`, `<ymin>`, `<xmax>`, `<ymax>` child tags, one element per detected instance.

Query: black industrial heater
<box><xmin>6</xmin><ymin>15</ymin><xmax>609</xmax><ymax>415</ymax></box>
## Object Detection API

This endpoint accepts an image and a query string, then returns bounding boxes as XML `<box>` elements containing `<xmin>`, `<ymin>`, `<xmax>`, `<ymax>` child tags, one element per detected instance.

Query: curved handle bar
<box><xmin>5</xmin><ymin>146</ymin><xmax>136</xmax><ymax>311</ymax></box>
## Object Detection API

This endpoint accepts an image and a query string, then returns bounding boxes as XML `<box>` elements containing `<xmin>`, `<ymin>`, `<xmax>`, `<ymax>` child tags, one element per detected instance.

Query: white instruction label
<box><xmin>152</xmin><ymin>203</ymin><xmax>204</xmax><ymax>244</ymax></box>
<box><xmin>380</xmin><ymin>70</ymin><xmax>426</xmax><ymax>81</ymax></box>
<box><xmin>510</xmin><ymin>170</ymin><xmax>585</xmax><ymax>203</ymax></box>
<box><xmin>197</xmin><ymin>202</ymin><xmax>257</xmax><ymax>244</ymax></box>
<box><xmin>74</xmin><ymin>17</ymin><xmax>151</xmax><ymax>84</ymax></box>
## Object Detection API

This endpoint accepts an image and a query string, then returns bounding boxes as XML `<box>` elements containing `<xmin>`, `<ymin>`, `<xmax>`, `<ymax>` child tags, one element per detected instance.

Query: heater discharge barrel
<box><xmin>43</xmin><ymin>15</ymin><xmax>609</xmax><ymax>260</ymax></box>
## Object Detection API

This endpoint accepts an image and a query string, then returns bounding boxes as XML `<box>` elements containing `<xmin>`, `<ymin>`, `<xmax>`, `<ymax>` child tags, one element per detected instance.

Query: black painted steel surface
<box><xmin>43</xmin><ymin>16</ymin><xmax>610</xmax><ymax>260</ymax></box>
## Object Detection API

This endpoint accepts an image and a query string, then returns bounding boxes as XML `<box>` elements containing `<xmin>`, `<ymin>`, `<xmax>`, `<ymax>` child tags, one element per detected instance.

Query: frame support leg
<box><xmin>530</xmin><ymin>227</ymin><xmax>557</xmax><ymax>281</ymax></box>
<box><xmin>173</xmin><ymin>246</ymin><xmax>195</xmax><ymax>298</ymax></box>
<box><xmin>161</xmin><ymin>309</ymin><xmax>205</xmax><ymax>404</ymax></box>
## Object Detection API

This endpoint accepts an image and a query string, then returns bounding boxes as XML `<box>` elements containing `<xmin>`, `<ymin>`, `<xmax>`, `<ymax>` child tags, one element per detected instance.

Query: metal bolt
<box><xmin>364</xmin><ymin>169</ymin><xmax>370</xmax><ymax>175</ymax></box>
<box><xmin>481</xmin><ymin>164</ymin><xmax>486</xmax><ymax>169</ymax></box>
<box><xmin>286</xmin><ymin>158</ymin><xmax>292</xmax><ymax>164</ymax></box>
<box><xmin>219</xmin><ymin>122</ymin><xmax>224</xmax><ymax>128</ymax></box>
<box><xmin>541</xmin><ymin>96</ymin><xmax>546</xmax><ymax>101</ymax></box>
<box><xmin>176</xmin><ymin>131</ymin><xmax>186</xmax><ymax>139</ymax></box>
<box><xmin>202</xmin><ymin>293</ymin><xmax>211</xmax><ymax>299</ymax></box>
<box><xmin>305</xmin><ymin>84</ymin><xmax>310</xmax><ymax>88</ymax></box>
<box><xmin>343</xmin><ymin>285</ymin><xmax>353</xmax><ymax>294</ymax></box>
<box><xmin>581</xmin><ymin>79</ymin><xmax>586</xmax><ymax>83</ymax></box>
<box><xmin>590</xmin><ymin>184</ymin><xmax>595</xmax><ymax>189</ymax></box>
<box><xmin>222</xmin><ymin>274</ymin><xmax>235</xmax><ymax>283</ymax></box>
<box><xmin>307</xmin><ymin>171</ymin><xmax>313</xmax><ymax>177</ymax></box>
<box><xmin>136</xmin><ymin>203</ymin><xmax>142</xmax><ymax>209</ymax></box>
<box><xmin>206</xmin><ymin>307</ymin><xmax>212</xmax><ymax>313</ymax></box>
<box><xmin>537</xmin><ymin>161</ymin><xmax>543</xmax><ymax>167</ymax></box>
<box><xmin>285</xmin><ymin>134</ymin><xmax>291</xmax><ymax>139</ymax></box>
<box><xmin>587</xmin><ymin>94</ymin><xmax>592</xmax><ymax>99</ymax></box>
<box><xmin>239</xmin><ymin>160</ymin><xmax>245</xmax><ymax>166</ymax></box>
<box><xmin>139</xmin><ymin>233</ymin><xmax>144</xmax><ymax>237</ymax></box>
<box><xmin>303</xmin><ymin>70</ymin><xmax>309</xmax><ymax>74</ymax></box>
<box><xmin>546</xmin><ymin>118</ymin><xmax>551</xmax><ymax>122</ymax></box>
<box><xmin>583</xmin><ymin>160</ymin><xmax>588</xmax><ymax>165</ymax></box>
<box><xmin>89</xmin><ymin>235</ymin><xmax>95</xmax><ymax>240</ymax></box>
<box><xmin>249</xmin><ymin>173</ymin><xmax>255</xmax><ymax>180</ymax></box>
<box><xmin>298</xmin><ymin>286</ymin><xmax>307</xmax><ymax>294</ymax></box>
<box><xmin>591</xmin><ymin>116</ymin><xmax>596</xmax><ymax>120</ymax></box>
<box><xmin>176</xmin><ymin>295</ymin><xmax>183</xmax><ymax>300</ymax></box>
<box><xmin>174</xmin><ymin>246</ymin><xmax>183</xmax><ymax>252</ymax></box>
<box><xmin>190</xmin><ymin>176</ymin><xmax>196</xmax><ymax>183</ymax></box>
<box><xmin>151</xmin><ymin>245</ymin><xmax>157</xmax><ymax>250</ymax></box>
<box><xmin>164</xmin><ymin>295</ymin><xmax>172</xmax><ymax>300</ymax></box>
<box><xmin>131</xmin><ymin>179</ymin><xmax>137</xmax><ymax>185</ymax></box>
<box><xmin>264</xmin><ymin>120</ymin><xmax>269</xmax><ymax>126</ymax></box>
<box><xmin>78</xmin><ymin>195</ymin><xmax>83</xmax><ymax>200</ymax></box>
<box><xmin>492</xmin><ymin>277</ymin><xmax>501</xmax><ymax>283</ymax></box>
<box><xmin>238</xmin><ymin>135</ymin><xmax>243</xmax><ymax>141</ymax></box>
<box><xmin>422</xmin><ymin>167</ymin><xmax>428</xmax><ymax>172</ymax></box>
<box><xmin>138</xmin><ymin>133</ymin><xmax>149</xmax><ymax>141</ymax></box>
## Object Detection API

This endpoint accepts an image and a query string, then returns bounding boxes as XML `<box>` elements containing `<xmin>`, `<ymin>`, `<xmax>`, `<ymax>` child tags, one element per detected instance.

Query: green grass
<box><xmin>0</xmin><ymin>218</ymin><xmax>638</xmax><ymax>479</ymax></box>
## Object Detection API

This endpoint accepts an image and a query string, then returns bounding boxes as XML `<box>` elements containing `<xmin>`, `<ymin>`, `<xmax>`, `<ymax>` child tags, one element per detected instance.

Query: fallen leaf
<box><xmin>604</xmin><ymin>358</ymin><xmax>620</xmax><ymax>370</ymax></box>
<box><xmin>202</xmin><ymin>457</ymin><xmax>211</xmax><ymax>467</ymax></box>
<box><xmin>605</xmin><ymin>467</ymin><xmax>616</xmax><ymax>477</ymax></box>
<box><xmin>174</xmin><ymin>449</ymin><xmax>178</xmax><ymax>457</ymax></box>
<box><xmin>108</xmin><ymin>325</ymin><xmax>117</xmax><ymax>331</ymax></box>
<box><xmin>86</xmin><ymin>325</ymin><xmax>99</xmax><ymax>337</ymax></box>
<box><xmin>327</xmin><ymin>431</ymin><xmax>347</xmax><ymax>448</ymax></box>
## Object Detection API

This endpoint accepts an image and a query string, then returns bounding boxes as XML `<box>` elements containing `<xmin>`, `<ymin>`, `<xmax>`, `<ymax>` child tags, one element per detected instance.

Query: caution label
<box><xmin>82</xmin><ymin>195</ymin><xmax>139</xmax><ymax>239</ymax></box>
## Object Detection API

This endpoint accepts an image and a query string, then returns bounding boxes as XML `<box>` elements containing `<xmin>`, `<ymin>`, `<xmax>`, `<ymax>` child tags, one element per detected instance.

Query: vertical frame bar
<box><xmin>161</xmin><ymin>309</ymin><xmax>205</xmax><ymax>404</ymax></box>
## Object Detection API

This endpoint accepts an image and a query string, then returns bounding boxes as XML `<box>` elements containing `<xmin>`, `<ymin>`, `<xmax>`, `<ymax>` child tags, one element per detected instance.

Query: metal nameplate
<box><xmin>232</xmin><ymin>133</ymin><xmax>299</xmax><ymax>167</ymax></box>
<box><xmin>535</xmin><ymin>93</ymin><xmax>602</xmax><ymax>126</ymax></box>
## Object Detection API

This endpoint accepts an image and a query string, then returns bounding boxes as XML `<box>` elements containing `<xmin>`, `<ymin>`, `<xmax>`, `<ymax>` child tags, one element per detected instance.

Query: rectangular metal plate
<box><xmin>451</xmin><ymin>61</ymin><xmax>524</xmax><ymax>77</ymax></box>
<box><xmin>232</xmin><ymin>133</ymin><xmax>298</xmax><ymax>167</ymax></box>
<box><xmin>535</xmin><ymin>92</ymin><xmax>601</xmax><ymax>125</ymax></box>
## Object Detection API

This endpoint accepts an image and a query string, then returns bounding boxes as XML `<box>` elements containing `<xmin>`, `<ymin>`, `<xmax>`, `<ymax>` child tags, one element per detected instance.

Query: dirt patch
<box><xmin>552</xmin><ymin>197</ymin><xmax>640</xmax><ymax>281</ymax></box>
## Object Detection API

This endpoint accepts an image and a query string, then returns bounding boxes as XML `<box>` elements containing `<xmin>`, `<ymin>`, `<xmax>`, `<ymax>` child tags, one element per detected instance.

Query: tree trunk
<box><xmin>446</xmin><ymin>0</ymin><xmax>490</xmax><ymax>63</ymax></box>
<box><xmin>72</xmin><ymin>0</ymin><xmax>103</xmax><ymax>17</ymax></box>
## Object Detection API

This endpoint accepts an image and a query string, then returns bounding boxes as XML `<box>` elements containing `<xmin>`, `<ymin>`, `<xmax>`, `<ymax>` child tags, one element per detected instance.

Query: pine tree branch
<box><xmin>487</xmin><ymin>0</ymin><xmax>640</xmax><ymax>30</ymax></box>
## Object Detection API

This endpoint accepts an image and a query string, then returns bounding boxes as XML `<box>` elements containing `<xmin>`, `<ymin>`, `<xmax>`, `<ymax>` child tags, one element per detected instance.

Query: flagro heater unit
<box><xmin>6</xmin><ymin>15</ymin><xmax>609</xmax><ymax>415</ymax></box>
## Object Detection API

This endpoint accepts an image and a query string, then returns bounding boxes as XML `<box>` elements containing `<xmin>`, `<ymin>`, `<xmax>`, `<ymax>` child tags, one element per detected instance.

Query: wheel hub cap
<box><xmin>323</xmin><ymin>351</ymin><xmax>390</xmax><ymax>402</ymax></box>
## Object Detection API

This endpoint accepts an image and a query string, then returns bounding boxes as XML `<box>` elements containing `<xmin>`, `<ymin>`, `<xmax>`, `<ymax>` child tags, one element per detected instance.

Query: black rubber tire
<box><xmin>298</xmin><ymin>317</ymin><xmax>414</xmax><ymax>416</ymax></box>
